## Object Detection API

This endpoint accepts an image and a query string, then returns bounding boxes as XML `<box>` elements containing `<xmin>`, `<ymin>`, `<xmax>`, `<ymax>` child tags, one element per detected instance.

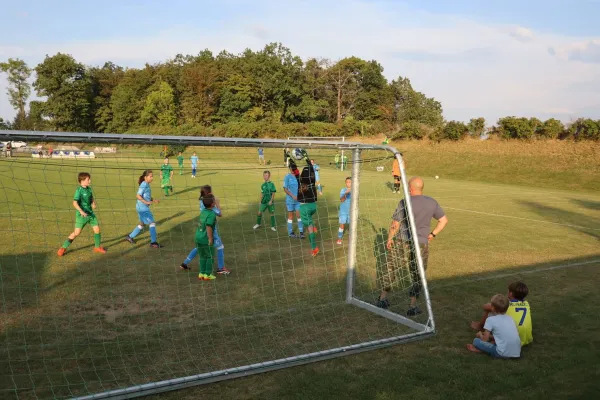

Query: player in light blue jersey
<box><xmin>283</xmin><ymin>165</ymin><xmax>304</xmax><ymax>239</ymax></box>
<box><xmin>190</xmin><ymin>152</ymin><xmax>199</xmax><ymax>178</ymax></box>
<box><xmin>337</xmin><ymin>177</ymin><xmax>352</xmax><ymax>245</ymax></box>
<box><xmin>180</xmin><ymin>185</ymin><xmax>230</xmax><ymax>274</ymax></box>
<box><xmin>311</xmin><ymin>159</ymin><xmax>323</xmax><ymax>195</ymax></box>
<box><xmin>125</xmin><ymin>170</ymin><xmax>162</xmax><ymax>248</ymax></box>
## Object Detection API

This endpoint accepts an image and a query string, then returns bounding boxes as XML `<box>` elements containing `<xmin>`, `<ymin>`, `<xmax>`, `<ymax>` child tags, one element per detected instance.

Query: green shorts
<box><xmin>75</xmin><ymin>214</ymin><xmax>98</xmax><ymax>229</ymax></box>
<box><xmin>259</xmin><ymin>203</ymin><xmax>275</xmax><ymax>213</ymax></box>
<box><xmin>161</xmin><ymin>179</ymin><xmax>171</xmax><ymax>188</ymax></box>
<box><xmin>299</xmin><ymin>202</ymin><xmax>317</xmax><ymax>227</ymax></box>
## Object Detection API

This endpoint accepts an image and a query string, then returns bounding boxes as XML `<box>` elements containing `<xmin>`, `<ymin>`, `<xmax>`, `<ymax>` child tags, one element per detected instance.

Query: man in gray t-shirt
<box><xmin>377</xmin><ymin>177</ymin><xmax>448</xmax><ymax>316</ymax></box>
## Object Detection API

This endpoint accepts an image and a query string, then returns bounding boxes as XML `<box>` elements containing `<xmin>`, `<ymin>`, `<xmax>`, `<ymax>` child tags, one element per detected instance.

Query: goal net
<box><xmin>0</xmin><ymin>130</ymin><xmax>434</xmax><ymax>399</ymax></box>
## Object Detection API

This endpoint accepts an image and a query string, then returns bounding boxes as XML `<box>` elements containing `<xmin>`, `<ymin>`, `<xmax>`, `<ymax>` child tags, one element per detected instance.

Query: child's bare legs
<box><xmin>471</xmin><ymin>303</ymin><xmax>493</xmax><ymax>331</ymax></box>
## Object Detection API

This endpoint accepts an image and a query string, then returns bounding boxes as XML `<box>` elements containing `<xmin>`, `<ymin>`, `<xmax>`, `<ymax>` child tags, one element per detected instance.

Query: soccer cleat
<box><xmin>150</xmin><ymin>242</ymin><xmax>162</xmax><ymax>248</ymax></box>
<box><xmin>204</xmin><ymin>274</ymin><xmax>217</xmax><ymax>280</ymax></box>
<box><xmin>299</xmin><ymin>232</ymin><xmax>305</xmax><ymax>239</ymax></box>
<box><xmin>217</xmin><ymin>268</ymin><xmax>231</xmax><ymax>275</ymax></box>
<box><xmin>406</xmin><ymin>306</ymin><xmax>423</xmax><ymax>316</ymax></box>
<box><xmin>180</xmin><ymin>263</ymin><xmax>190</xmax><ymax>270</ymax></box>
<box><xmin>311</xmin><ymin>247</ymin><xmax>320</xmax><ymax>257</ymax></box>
<box><xmin>170</xmin><ymin>186</ymin><xmax>173</xmax><ymax>193</ymax></box>
<box><xmin>271</xmin><ymin>227</ymin><xmax>277</xmax><ymax>232</ymax></box>
<box><xmin>253</xmin><ymin>224</ymin><xmax>260</xmax><ymax>230</ymax></box>
<box><xmin>57</xmin><ymin>247</ymin><xmax>66</xmax><ymax>257</ymax></box>
<box><xmin>125</xmin><ymin>235</ymin><xmax>135</xmax><ymax>244</ymax></box>
<box><xmin>376</xmin><ymin>296</ymin><xmax>390</xmax><ymax>309</ymax></box>
<box><xmin>93</xmin><ymin>247</ymin><xmax>107</xmax><ymax>254</ymax></box>
<box><xmin>289</xmin><ymin>232</ymin><xmax>299</xmax><ymax>239</ymax></box>
<box><xmin>336</xmin><ymin>239</ymin><xmax>343</xmax><ymax>245</ymax></box>
<box><xmin>198</xmin><ymin>273</ymin><xmax>206</xmax><ymax>280</ymax></box>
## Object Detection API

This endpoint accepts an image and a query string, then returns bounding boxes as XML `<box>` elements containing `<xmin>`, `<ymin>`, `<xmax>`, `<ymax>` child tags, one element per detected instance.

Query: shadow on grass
<box><xmin>571</xmin><ymin>198</ymin><xmax>600</xmax><ymax>211</ymax></box>
<box><xmin>518</xmin><ymin>200</ymin><xmax>599</xmax><ymax>240</ymax></box>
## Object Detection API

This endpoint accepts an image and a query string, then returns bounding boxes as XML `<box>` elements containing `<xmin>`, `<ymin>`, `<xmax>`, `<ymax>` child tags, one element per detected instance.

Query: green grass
<box><xmin>0</xmin><ymin>143</ymin><xmax>599</xmax><ymax>400</ymax></box>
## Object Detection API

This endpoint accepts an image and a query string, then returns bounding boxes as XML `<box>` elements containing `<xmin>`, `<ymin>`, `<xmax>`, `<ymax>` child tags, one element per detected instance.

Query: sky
<box><xmin>1</xmin><ymin>0</ymin><xmax>600</xmax><ymax>124</ymax></box>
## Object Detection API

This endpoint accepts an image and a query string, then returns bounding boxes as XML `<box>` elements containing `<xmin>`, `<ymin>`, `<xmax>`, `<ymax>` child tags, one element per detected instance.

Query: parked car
<box><xmin>0</xmin><ymin>141</ymin><xmax>27</xmax><ymax>148</ymax></box>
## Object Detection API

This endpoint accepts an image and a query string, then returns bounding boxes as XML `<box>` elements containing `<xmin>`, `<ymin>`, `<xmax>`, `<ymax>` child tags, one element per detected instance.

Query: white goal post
<box><xmin>0</xmin><ymin>130</ymin><xmax>434</xmax><ymax>400</ymax></box>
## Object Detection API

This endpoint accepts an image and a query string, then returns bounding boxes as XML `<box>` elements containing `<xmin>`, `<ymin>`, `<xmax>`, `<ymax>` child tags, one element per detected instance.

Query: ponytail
<box><xmin>138</xmin><ymin>170</ymin><xmax>152</xmax><ymax>185</ymax></box>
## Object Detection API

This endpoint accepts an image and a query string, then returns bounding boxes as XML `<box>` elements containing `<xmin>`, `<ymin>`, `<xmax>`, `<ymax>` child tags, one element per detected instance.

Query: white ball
<box><xmin>435</xmin><ymin>175</ymin><xmax>439</xmax><ymax>179</ymax></box>
<box><xmin>293</xmin><ymin>148</ymin><xmax>304</xmax><ymax>160</ymax></box>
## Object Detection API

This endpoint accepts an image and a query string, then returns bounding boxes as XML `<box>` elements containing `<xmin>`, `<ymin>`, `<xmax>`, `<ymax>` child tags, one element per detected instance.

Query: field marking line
<box><xmin>431</xmin><ymin>258</ymin><xmax>600</xmax><ymax>289</ymax></box>
<box><xmin>444</xmin><ymin>206</ymin><xmax>600</xmax><ymax>231</ymax></box>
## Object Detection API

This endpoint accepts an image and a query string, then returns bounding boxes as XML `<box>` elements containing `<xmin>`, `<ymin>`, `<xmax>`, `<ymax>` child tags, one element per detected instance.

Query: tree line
<box><xmin>1</xmin><ymin>43</ymin><xmax>598</xmax><ymax>141</ymax></box>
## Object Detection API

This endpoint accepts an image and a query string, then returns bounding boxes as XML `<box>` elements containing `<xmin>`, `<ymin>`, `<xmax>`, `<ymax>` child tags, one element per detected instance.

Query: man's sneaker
<box><xmin>312</xmin><ymin>248</ymin><xmax>320</xmax><ymax>257</ymax></box>
<box><xmin>180</xmin><ymin>263</ymin><xmax>190</xmax><ymax>270</ymax></box>
<box><xmin>253</xmin><ymin>224</ymin><xmax>260</xmax><ymax>230</ymax></box>
<box><xmin>150</xmin><ymin>242</ymin><xmax>162</xmax><ymax>248</ymax></box>
<box><xmin>289</xmin><ymin>232</ymin><xmax>299</xmax><ymax>239</ymax></box>
<box><xmin>376</xmin><ymin>296</ymin><xmax>390</xmax><ymax>309</ymax></box>
<box><xmin>94</xmin><ymin>247</ymin><xmax>107</xmax><ymax>254</ymax></box>
<box><xmin>336</xmin><ymin>239</ymin><xmax>343</xmax><ymax>245</ymax></box>
<box><xmin>204</xmin><ymin>274</ymin><xmax>217</xmax><ymax>280</ymax></box>
<box><xmin>299</xmin><ymin>232</ymin><xmax>305</xmax><ymax>239</ymax></box>
<box><xmin>406</xmin><ymin>306</ymin><xmax>423</xmax><ymax>316</ymax></box>
<box><xmin>271</xmin><ymin>227</ymin><xmax>277</xmax><ymax>232</ymax></box>
<box><xmin>57</xmin><ymin>247</ymin><xmax>66</xmax><ymax>257</ymax></box>
<box><xmin>217</xmin><ymin>268</ymin><xmax>231</xmax><ymax>275</ymax></box>
<box><xmin>198</xmin><ymin>273</ymin><xmax>206</xmax><ymax>280</ymax></box>
<box><xmin>125</xmin><ymin>235</ymin><xmax>135</xmax><ymax>244</ymax></box>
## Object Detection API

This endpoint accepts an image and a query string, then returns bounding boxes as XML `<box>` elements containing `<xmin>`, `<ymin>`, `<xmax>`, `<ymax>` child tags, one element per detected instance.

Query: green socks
<box><xmin>309</xmin><ymin>232</ymin><xmax>316</xmax><ymax>250</ymax></box>
<box><xmin>94</xmin><ymin>233</ymin><xmax>101</xmax><ymax>248</ymax></box>
<box><xmin>256</xmin><ymin>215</ymin><xmax>262</xmax><ymax>225</ymax></box>
<box><xmin>62</xmin><ymin>239</ymin><xmax>73</xmax><ymax>249</ymax></box>
<box><xmin>270</xmin><ymin>215</ymin><xmax>276</xmax><ymax>227</ymax></box>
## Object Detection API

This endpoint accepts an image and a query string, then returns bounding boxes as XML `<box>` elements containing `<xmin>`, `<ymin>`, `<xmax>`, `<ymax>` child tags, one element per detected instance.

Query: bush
<box><xmin>568</xmin><ymin>118</ymin><xmax>600</xmax><ymax>141</ymax></box>
<box><xmin>442</xmin><ymin>121</ymin><xmax>468</xmax><ymax>141</ymax></box>
<box><xmin>538</xmin><ymin>118</ymin><xmax>564</xmax><ymax>139</ymax></box>
<box><xmin>498</xmin><ymin>117</ymin><xmax>535</xmax><ymax>139</ymax></box>
<box><xmin>391</xmin><ymin>120</ymin><xmax>426</xmax><ymax>140</ymax></box>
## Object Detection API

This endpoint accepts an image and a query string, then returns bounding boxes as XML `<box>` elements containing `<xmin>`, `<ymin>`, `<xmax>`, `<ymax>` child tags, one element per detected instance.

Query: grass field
<box><xmin>1</xmin><ymin>139</ymin><xmax>599</xmax><ymax>400</ymax></box>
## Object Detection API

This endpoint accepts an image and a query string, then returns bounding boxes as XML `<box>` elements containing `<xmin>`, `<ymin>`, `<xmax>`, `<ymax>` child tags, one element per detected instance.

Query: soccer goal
<box><xmin>0</xmin><ymin>130</ymin><xmax>434</xmax><ymax>399</ymax></box>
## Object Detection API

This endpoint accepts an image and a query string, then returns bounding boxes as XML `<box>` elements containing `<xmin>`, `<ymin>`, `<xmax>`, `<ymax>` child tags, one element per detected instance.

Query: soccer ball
<box><xmin>435</xmin><ymin>175</ymin><xmax>439</xmax><ymax>179</ymax></box>
<box><xmin>293</xmin><ymin>148</ymin><xmax>305</xmax><ymax>160</ymax></box>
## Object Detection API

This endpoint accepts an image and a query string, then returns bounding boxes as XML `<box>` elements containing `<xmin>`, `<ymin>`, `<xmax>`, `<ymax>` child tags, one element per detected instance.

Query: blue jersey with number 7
<box><xmin>506</xmin><ymin>300</ymin><xmax>533</xmax><ymax>346</ymax></box>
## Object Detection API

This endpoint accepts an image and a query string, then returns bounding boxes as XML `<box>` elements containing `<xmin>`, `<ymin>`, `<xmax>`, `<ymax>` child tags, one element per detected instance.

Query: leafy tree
<box><xmin>568</xmin><ymin>118</ymin><xmax>600</xmax><ymax>141</ymax></box>
<box><xmin>109</xmin><ymin>65</ymin><xmax>157</xmax><ymax>132</ymax></box>
<box><xmin>538</xmin><ymin>118</ymin><xmax>564</xmax><ymax>139</ymax></box>
<box><xmin>179</xmin><ymin>50</ymin><xmax>219</xmax><ymax>125</ymax></box>
<box><xmin>389</xmin><ymin>77</ymin><xmax>443</xmax><ymax>127</ymax></box>
<box><xmin>0</xmin><ymin>58</ymin><xmax>32</xmax><ymax>128</ymax></box>
<box><xmin>467</xmin><ymin>117</ymin><xmax>485</xmax><ymax>136</ymax></box>
<box><xmin>89</xmin><ymin>62</ymin><xmax>125</xmax><ymax>132</ymax></box>
<box><xmin>0</xmin><ymin>117</ymin><xmax>11</xmax><ymax>130</ymax></box>
<box><xmin>443</xmin><ymin>121</ymin><xmax>469</xmax><ymax>141</ymax></box>
<box><xmin>498</xmin><ymin>116</ymin><xmax>535</xmax><ymax>139</ymax></box>
<box><xmin>33</xmin><ymin>53</ymin><xmax>94</xmax><ymax>131</ymax></box>
<box><xmin>140</xmin><ymin>81</ymin><xmax>177</xmax><ymax>127</ymax></box>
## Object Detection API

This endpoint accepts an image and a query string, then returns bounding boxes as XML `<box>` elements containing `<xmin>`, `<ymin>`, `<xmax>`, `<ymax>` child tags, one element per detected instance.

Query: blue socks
<box><xmin>297</xmin><ymin>219</ymin><xmax>304</xmax><ymax>233</ymax></box>
<box><xmin>149</xmin><ymin>225</ymin><xmax>157</xmax><ymax>243</ymax></box>
<box><xmin>129</xmin><ymin>225</ymin><xmax>143</xmax><ymax>239</ymax></box>
<box><xmin>184</xmin><ymin>248</ymin><xmax>197</xmax><ymax>264</ymax></box>
<box><xmin>338</xmin><ymin>228</ymin><xmax>344</xmax><ymax>239</ymax></box>
<box><xmin>287</xmin><ymin>219</ymin><xmax>293</xmax><ymax>235</ymax></box>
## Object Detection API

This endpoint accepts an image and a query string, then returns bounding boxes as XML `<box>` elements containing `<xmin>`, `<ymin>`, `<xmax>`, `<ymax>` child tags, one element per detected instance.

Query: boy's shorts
<box><xmin>258</xmin><ymin>155</ymin><xmax>265</xmax><ymax>160</ymax></box>
<box><xmin>260</xmin><ymin>203</ymin><xmax>275</xmax><ymax>213</ymax></box>
<box><xmin>75</xmin><ymin>214</ymin><xmax>98</xmax><ymax>229</ymax></box>
<box><xmin>137</xmin><ymin>210</ymin><xmax>155</xmax><ymax>224</ymax></box>
<box><xmin>299</xmin><ymin>202</ymin><xmax>317</xmax><ymax>227</ymax></box>
<box><xmin>195</xmin><ymin>242</ymin><xmax>215</xmax><ymax>258</ymax></box>
<box><xmin>286</xmin><ymin>200</ymin><xmax>300</xmax><ymax>212</ymax></box>
<box><xmin>339</xmin><ymin>213</ymin><xmax>350</xmax><ymax>224</ymax></box>
<box><xmin>393</xmin><ymin>175</ymin><xmax>400</xmax><ymax>181</ymax></box>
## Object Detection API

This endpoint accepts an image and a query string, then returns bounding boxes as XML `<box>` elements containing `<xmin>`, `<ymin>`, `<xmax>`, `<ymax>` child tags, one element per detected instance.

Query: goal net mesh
<box><xmin>0</xmin><ymin>132</ymin><xmax>433</xmax><ymax>399</ymax></box>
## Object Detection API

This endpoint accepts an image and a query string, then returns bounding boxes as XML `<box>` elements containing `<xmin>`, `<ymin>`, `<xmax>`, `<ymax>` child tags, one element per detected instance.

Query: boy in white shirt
<box><xmin>466</xmin><ymin>294</ymin><xmax>521</xmax><ymax>358</ymax></box>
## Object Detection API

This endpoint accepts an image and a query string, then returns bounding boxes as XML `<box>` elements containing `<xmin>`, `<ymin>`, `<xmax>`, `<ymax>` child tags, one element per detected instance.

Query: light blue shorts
<box><xmin>339</xmin><ymin>213</ymin><xmax>350</xmax><ymax>224</ymax></box>
<box><xmin>137</xmin><ymin>210</ymin><xmax>155</xmax><ymax>224</ymax></box>
<box><xmin>286</xmin><ymin>200</ymin><xmax>300</xmax><ymax>212</ymax></box>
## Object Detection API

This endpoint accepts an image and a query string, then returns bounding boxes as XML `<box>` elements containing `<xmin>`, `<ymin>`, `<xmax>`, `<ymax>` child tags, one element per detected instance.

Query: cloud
<box><xmin>509</xmin><ymin>26</ymin><xmax>535</xmax><ymax>42</ymax></box>
<box><xmin>2</xmin><ymin>0</ymin><xmax>600</xmax><ymax>124</ymax></box>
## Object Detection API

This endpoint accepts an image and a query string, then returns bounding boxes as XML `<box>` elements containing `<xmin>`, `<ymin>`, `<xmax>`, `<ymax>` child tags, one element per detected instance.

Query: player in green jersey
<box><xmin>177</xmin><ymin>151</ymin><xmax>184</xmax><ymax>175</ymax></box>
<box><xmin>196</xmin><ymin>194</ymin><xmax>217</xmax><ymax>280</ymax></box>
<box><xmin>253</xmin><ymin>170</ymin><xmax>277</xmax><ymax>231</ymax></box>
<box><xmin>57</xmin><ymin>172</ymin><xmax>106</xmax><ymax>256</ymax></box>
<box><xmin>160</xmin><ymin>158</ymin><xmax>174</xmax><ymax>196</ymax></box>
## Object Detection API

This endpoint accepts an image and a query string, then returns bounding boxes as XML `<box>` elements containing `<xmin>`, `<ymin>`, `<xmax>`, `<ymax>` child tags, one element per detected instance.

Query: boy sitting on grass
<box><xmin>467</xmin><ymin>294</ymin><xmax>521</xmax><ymax>358</ymax></box>
<box><xmin>471</xmin><ymin>281</ymin><xmax>533</xmax><ymax>346</ymax></box>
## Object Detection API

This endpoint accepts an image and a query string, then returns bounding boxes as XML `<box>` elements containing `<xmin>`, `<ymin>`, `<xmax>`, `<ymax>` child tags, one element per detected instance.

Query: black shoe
<box><xmin>180</xmin><ymin>263</ymin><xmax>189</xmax><ymax>270</ymax></box>
<box><xmin>150</xmin><ymin>242</ymin><xmax>162</xmax><ymax>248</ymax></box>
<box><xmin>299</xmin><ymin>232</ymin><xmax>306</xmax><ymax>239</ymax></box>
<box><xmin>125</xmin><ymin>235</ymin><xmax>135</xmax><ymax>244</ymax></box>
<box><xmin>406</xmin><ymin>306</ymin><xmax>422</xmax><ymax>316</ymax></box>
<box><xmin>289</xmin><ymin>232</ymin><xmax>299</xmax><ymax>239</ymax></box>
<box><xmin>376</xmin><ymin>296</ymin><xmax>390</xmax><ymax>309</ymax></box>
